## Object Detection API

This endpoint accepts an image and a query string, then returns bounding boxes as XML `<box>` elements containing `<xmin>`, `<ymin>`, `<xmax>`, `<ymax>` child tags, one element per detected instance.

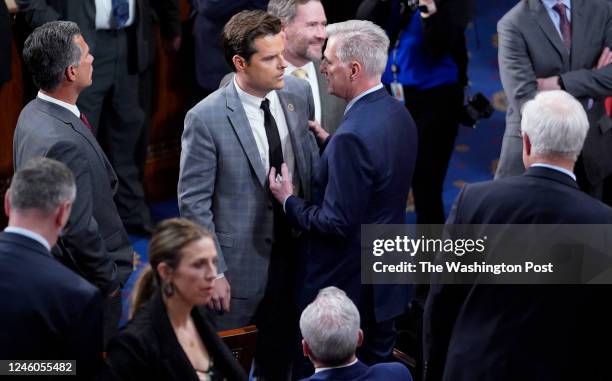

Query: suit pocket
<box><xmin>216</xmin><ymin>232</ymin><xmax>234</xmax><ymax>248</ymax></box>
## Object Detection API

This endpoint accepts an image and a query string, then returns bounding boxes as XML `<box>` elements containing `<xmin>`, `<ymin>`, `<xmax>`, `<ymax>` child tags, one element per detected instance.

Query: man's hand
<box><xmin>596</xmin><ymin>47</ymin><xmax>612</xmax><ymax>69</ymax></box>
<box><xmin>537</xmin><ymin>76</ymin><xmax>561</xmax><ymax>91</ymax></box>
<box><xmin>308</xmin><ymin>120</ymin><xmax>330</xmax><ymax>144</ymax></box>
<box><xmin>269</xmin><ymin>163</ymin><xmax>294</xmax><ymax>205</ymax></box>
<box><xmin>207</xmin><ymin>275</ymin><xmax>231</xmax><ymax>313</ymax></box>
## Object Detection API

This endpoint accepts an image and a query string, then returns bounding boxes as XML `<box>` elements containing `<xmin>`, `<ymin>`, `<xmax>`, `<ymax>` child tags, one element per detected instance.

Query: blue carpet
<box><xmin>122</xmin><ymin>0</ymin><xmax>513</xmax><ymax>325</ymax></box>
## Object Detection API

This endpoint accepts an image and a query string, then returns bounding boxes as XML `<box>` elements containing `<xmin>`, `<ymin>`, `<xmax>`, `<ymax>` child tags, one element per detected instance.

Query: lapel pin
<box><xmin>288</xmin><ymin>103</ymin><xmax>295</xmax><ymax>112</ymax></box>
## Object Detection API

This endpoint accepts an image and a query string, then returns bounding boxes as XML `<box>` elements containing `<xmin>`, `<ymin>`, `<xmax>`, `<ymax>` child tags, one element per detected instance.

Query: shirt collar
<box><xmin>530</xmin><ymin>163</ymin><xmax>576</xmax><ymax>181</ymax></box>
<box><xmin>285</xmin><ymin>61</ymin><xmax>315</xmax><ymax>75</ymax></box>
<box><xmin>344</xmin><ymin>83</ymin><xmax>384</xmax><ymax>115</ymax></box>
<box><xmin>4</xmin><ymin>226</ymin><xmax>52</xmax><ymax>252</ymax></box>
<box><xmin>314</xmin><ymin>358</ymin><xmax>359</xmax><ymax>373</ymax></box>
<box><xmin>37</xmin><ymin>91</ymin><xmax>81</xmax><ymax>118</ymax></box>
<box><xmin>233</xmin><ymin>76</ymin><xmax>275</xmax><ymax>109</ymax></box>
<box><xmin>541</xmin><ymin>0</ymin><xmax>571</xmax><ymax>13</ymax></box>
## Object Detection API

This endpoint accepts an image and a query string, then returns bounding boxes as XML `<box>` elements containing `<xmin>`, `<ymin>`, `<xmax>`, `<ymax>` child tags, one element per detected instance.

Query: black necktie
<box><xmin>260</xmin><ymin>98</ymin><xmax>284</xmax><ymax>172</ymax></box>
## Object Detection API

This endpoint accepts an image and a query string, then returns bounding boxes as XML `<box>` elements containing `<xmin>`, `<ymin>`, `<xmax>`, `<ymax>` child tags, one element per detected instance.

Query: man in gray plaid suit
<box><xmin>178</xmin><ymin>10</ymin><xmax>319</xmax><ymax>380</ymax></box>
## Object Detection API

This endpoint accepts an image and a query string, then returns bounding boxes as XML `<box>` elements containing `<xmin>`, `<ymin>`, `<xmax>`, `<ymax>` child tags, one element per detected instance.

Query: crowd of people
<box><xmin>2</xmin><ymin>0</ymin><xmax>612</xmax><ymax>380</ymax></box>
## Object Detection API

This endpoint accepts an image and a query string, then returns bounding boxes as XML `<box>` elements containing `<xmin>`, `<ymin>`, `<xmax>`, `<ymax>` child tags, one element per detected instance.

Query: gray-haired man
<box><xmin>14</xmin><ymin>20</ymin><xmax>133</xmax><ymax>345</ymax></box>
<box><xmin>424</xmin><ymin>90</ymin><xmax>612</xmax><ymax>380</ymax></box>
<box><xmin>299</xmin><ymin>287</ymin><xmax>413</xmax><ymax>381</ymax></box>
<box><xmin>0</xmin><ymin>158</ymin><xmax>103</xmax><ymax>377</ymax></box>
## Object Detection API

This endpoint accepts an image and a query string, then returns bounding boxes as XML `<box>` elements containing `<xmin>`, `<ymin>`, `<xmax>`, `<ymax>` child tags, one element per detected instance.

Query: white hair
<box><xmin>299</xmin><ymin>286</ymin><xmax>360</xmax><ymax>365</ymax></box>
<box><xmin>326</xmin><ymin>20</ymin><xmax>389</xmax><ymax>76</ymax></box>
<box><xmin>521</xmin><ymin>90</ymin><xmax>589</xmax><ymax>161</ymax></box>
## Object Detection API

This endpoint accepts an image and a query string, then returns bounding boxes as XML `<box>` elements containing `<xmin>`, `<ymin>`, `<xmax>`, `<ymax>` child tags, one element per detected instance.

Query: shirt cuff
<box><xmin>216</xmin><ymin>273</ymin><xmax>225</xmax><ymax>279</ymax></box>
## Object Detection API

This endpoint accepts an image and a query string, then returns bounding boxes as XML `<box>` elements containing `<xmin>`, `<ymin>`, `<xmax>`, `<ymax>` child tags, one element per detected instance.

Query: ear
<box><xmin>522</xmin><ymin>133</ymin><xmax>531</xmax><ymax>156</ymax></box>
<box><xmin>356</xmin><ymin>329</ymin><xmax>364</xmax><ymax>348</ymax></box>
<box><xmin>65</xmin><ymin>64</ymin><xmax>77</xmax><ymax>82</ymax></box>
<box><xmin>232</xmin><ymin>55</ymin><xmax>248</xmax><ymax>73</ymax></box>
<box><xmin>157</xmin><ymin>262</ymin><xmax>173</xmax><ymax>283</ymax></box>
<box><xmin>3</xmin><ymin>190</ymin><xmax>10</xmax><ymax>219</ymax></box>
<box><xmin>349</xmin><ymin>61</ymin><xmax>362</xmax><ymax>81</ymax></box>
<box><xmin>55</xmin><ymin>200</ymin><xmax>72</xmax><ymax>230</ymax></box>
<box><xmin>302</xmin><ymin>339</ymin><xmax>310</xmax><ymax>358</ymax></box>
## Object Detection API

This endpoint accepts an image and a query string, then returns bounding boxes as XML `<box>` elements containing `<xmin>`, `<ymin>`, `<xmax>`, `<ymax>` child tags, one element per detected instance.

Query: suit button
<box><xmin>265</xmin><ymin>237</ymin><xmax>272</xmax><ymax>244</ymax></box>
<box><xmin>267</xmin><ymin>203</ymin><xmax>273</xmax><ymax>210</ymax></box>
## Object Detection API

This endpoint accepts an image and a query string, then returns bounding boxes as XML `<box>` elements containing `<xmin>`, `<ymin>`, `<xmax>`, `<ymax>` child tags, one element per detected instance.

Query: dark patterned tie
<box><xmin>112</xmin><ymin>0</ymin><xmax>130</xmax><ymax>28</ymax></box>
<box><xmin>260</xmin><ymin>98</ymin><xmax>284</xmax><ymax>173</ymax></box>
<box><xmin>552</xmin><ymin>3</ymin><xmax>571</xmax><ymax>53</ymax></box>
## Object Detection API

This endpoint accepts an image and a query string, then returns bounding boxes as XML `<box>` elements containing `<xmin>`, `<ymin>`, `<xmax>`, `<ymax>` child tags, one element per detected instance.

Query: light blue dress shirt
<box><xmin>541</xmin><ymin>0</ymin><xmax>572</xmax><ymax>40</ymax></box>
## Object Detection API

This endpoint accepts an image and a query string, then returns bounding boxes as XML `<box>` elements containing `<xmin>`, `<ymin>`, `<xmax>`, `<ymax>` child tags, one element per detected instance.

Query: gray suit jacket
<box><xmin>178</xmin><ymin>76</ymin><xmax>319</xmax><ymax>300</ymax></box>
<box><xmin>497</xmin><ymin>0</ymin><xmax>612</xmax><ymax>184</ymax></box>
<box><xmin>13</xmin><ymin>98</ymin><xmax>134</xmax><ymax>295</ymax></box>
<box><xmin>314</xmin><ymin>60</ymin><xmax>346</xmax><ymax>134</ymax></box>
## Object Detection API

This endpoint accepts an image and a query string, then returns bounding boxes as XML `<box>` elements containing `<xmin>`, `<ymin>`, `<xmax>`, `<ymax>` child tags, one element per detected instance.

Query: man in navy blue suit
<box><xmin>270</xmin><ymin>19</ymin><xmax>417</xmax><ymax>364</ymax></box>
<box><xmin>423</xmin><ymin>90</ymin><xmax>612</xmax><ymax>381</ymax></box>
<box><xmin>0</xmin><ymin>158</ymin><xmax>103</xmax><ymax>377</ymax></box>
<box><xmin>299</xmin><ymin>286</ymin><xmax>413</xmax><ymax>381</ymax></box>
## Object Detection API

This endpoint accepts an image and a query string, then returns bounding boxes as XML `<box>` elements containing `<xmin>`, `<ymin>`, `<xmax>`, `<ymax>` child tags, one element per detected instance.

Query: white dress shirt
<box><xmin>530</xmin><ymin>163</ymin><xmax>577</xmax><ymax>181</ymax></box>
<box><xmin>233</xmin><ymin>77</ymin><xmax>296</xmax><ymax>183</ymax></box>
<box><xmin>345</xmin><ymin>83</ymin><xmax>384</xmax><ymax>115</ymax></box>
<box><xmin>285</xmin><ymin>61</ymin><xmax>322</xmax><ymax>124</ymax></box>
<box><xmin>4</xmin><ymin>226</ymin><xmax>51</xmax><ymax>252</ymax></box>
<box><xmin>95</xmin><ymin>0</ymin><xmax>136</xmax><ymax>29</ymax></box>
<box><xmin>38</xmin><ymin>91</ymin><xmax>81</xmax><ymax>118</ymax></box>
<box><xmin>315</xmin><ymin>358</ymin><xmax>359</xmax><ymax>374</ymax></box>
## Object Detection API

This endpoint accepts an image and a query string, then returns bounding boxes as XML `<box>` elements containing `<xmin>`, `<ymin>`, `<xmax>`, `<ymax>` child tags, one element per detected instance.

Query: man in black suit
<box><xmin>0</xmin><ymin>158</ymin><xmax>103</xmax><ymax>377</ymax></box>
<box><xmin>423</xmin><ymin>90</ymin><xmax>612</xmax><ymax>381</ymax></box>
<box><xmin>16</xmin><ymin>0</ymin><xmax>181</xmax><ymax>235</ymax></box>
<box><xmin>14</xmin><ymin>20</ymin><xmax>133</xmax><ymax>345</ymax></box>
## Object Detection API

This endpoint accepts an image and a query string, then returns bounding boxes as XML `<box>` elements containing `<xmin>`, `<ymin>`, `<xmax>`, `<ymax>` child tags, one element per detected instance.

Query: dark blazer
<box><xmin>192</xmin><ymin>0</ymin><xmax>268</xmax><ymax>90</ymax></box>
<box><xmin>16</xmin><ymin>0</ymin><xmax>180</xmax><ymax>73</ymax></box>
<box><xmin>285</xmin><ymin>87</ymin><xmax>417</xmax><ymax>322</ymax></box>
<box><xmin>103</xmin><ymin>292</ymin><xmax>247</xmax><ymax>381</ymax></box>
<box><xmin>0</xmin><ymin>1</ymin><xmax>11</xmax><ymax>85</ymax></box>
<box><xmin>423</xmin><ymin>167</ymin><xmax>612</xmax><ymax>381</ymax></box>
<box><xmin>300</xmin><ymin>360</ymin><xmax>413</xmax><ymax>381</ymax></box>
<box><xmin>13</xmin><ymin>98</ymin><xmax>133</xmax><ymax>295</ymax></box>
<box><xmin>496</xmin><ymin>0</ymin><xmax>612</xmax><ymax>185</ymax></box>
<box><xmin>0</xmin><ymin>231</ymin><xmax>103</xmax><ymax>378</ymax></box>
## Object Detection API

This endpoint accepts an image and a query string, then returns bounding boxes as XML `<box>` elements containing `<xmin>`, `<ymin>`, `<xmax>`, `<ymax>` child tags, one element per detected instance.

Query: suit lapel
<box><xmin>34</xmin><ymin>99</ymin><xmax>119</xmax><ymax>191</ymax></box>
<box><xmin>225</xmin><ymin>84</ymin><xmax>268</xmax><ymax>188</ymax></box>
<box><xmin>150</xmin><ymin>293</ymin><xmax>199</xmax><ymax>381</ymax></box>
<box><xmin>569</xmin><ymin>0</ymin><xmax>586</xmax><ymax>70</ymax></box>
<box><xmin>530</xmin><ymin>0</ymin><xmax>568</xmax><ymax>67</ymax></box>
<box><xmin>277</xmin><ymin>89</ymin><xmax>310</xmax><ymax>199</ymax></box>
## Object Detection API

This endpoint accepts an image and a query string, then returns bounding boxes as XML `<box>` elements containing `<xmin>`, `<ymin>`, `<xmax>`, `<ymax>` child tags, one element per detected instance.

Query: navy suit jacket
<box><xmin>300</xmin><ymin>360</ymin><xmax>412</xmax><ymax>381</ymax></box>
<box><xmin>423</xmin><ymin>167</ymin><xmax>612</xmax><ymax>381</ymax></box>
<box><xmin>0</xmin><ymin>231</ymin><xmax>103</xmax><ymax>377</ymax></box>
<box><xmin>285</xmin><ymin>87</ymin><xmax>417</xmax><ymax>322</ymax></box>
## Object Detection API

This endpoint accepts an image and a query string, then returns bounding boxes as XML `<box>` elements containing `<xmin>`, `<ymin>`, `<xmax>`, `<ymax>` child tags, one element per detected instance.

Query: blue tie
<box><xmin>112</xmin><ymin>0</ymin><xmax>130</xmax><ymax>28</ymax></box>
